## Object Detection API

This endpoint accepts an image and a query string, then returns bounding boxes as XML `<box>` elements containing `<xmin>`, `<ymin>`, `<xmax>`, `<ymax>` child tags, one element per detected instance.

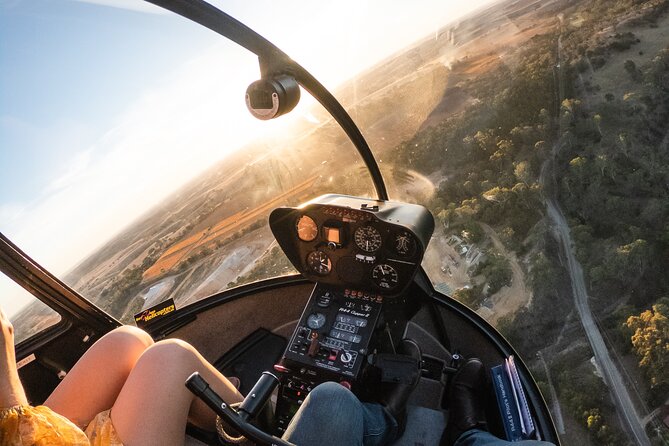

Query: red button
<box><xmin>274</xmin><ymin>364</ymin><xmax>290</xmax><ymax>373</ymax></box>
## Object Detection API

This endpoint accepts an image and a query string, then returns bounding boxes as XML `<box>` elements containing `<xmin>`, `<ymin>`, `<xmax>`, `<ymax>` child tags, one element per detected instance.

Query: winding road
<box><xmin>540</xmin><ymin>14</ymin><xmax>650</xmax><ymax>446</ymax></box>
<box><xmin>545</xmin><ymin>198</ymin><xmax>650</xmax><ymax>446</ymax></box>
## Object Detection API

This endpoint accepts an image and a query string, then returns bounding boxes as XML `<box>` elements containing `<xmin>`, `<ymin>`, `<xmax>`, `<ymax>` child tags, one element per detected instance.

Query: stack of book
<box><xmin>491</xmin><ymin>355</ymin><xmax>540</xmax><ymax>441</ymax></box>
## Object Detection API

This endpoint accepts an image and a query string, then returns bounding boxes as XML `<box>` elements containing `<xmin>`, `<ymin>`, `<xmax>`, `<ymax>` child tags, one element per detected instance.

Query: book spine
<box><xmin>492</xmin><ymin>364</ymin><xmax>523</xmax><ymax>441</ymax></box>
<box><xmin>508</xmin><ymin>356</ymin><xmax>537</xmax><ymax>439</ymax></box>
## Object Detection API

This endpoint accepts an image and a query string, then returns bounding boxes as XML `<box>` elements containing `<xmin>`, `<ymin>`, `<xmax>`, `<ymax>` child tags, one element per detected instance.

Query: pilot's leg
<box><xmin>44</xmin><ymin>325</ymin><xmax>154</xmax><ymax>429</ymax></box>
<box><xmin>282</xmin><ymin>381</ymin><xmax>398</xmax><ymax>446</ymax></box>
<box><xmin>443</xmin><ymin>358</ymin><xmax>556</xmax><ymax>446</ymax></box>
<box><xmin>454</xmin><ymin>429</ymin><xmax>556</xmax><ymax>446</ymax></box>
<box><xmin>109</xmin><ymin>338</ymin><xmax>243</xmax><ymax>446</ymax></box>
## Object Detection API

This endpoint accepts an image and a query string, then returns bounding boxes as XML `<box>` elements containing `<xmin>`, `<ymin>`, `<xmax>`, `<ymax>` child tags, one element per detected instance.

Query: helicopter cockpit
<box><xmin>3</xmin><ymin>0</ymin><xmax>668</xmax><ymax>445</ymax></box>
<box><xmin>77</xmin><ymin>2</ymin><xmax>556</xmax><ymax>444</ymax></box>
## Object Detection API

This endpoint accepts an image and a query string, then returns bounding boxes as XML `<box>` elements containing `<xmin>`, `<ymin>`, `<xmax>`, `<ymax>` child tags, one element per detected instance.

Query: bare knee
<box><xmin>151</xmin><ymin>338</ymin><xmax>197</xmax><ymax>354</ymax></box>
<box><xmin>100</xmin><ymin>325</ymin><xmax>154</xmax><ymax>351</ymax></box>
<box><xmin>137</xmin><ymin>338</ymin><xmax>200</xmax><ymax>369</ymax></box>
<box><xmin>89</xmin><ymin>326</ymin><xmax>154</xmax><ymax>370</ymax></box>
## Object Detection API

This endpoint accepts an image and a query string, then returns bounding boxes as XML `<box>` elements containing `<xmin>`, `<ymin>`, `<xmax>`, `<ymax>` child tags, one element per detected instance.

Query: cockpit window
<box><xmin>387</xmin><ymin>1</ymin><xmax>669</xmax><ymax>445</ymax></box>
<box><xmin>1</xmin><ymin>0</ymin><xmax>382</xmax><ymax>322</ymax></box>
<box><xmin>2</xmin><ymin>273</ymin><xmax>61</xmax><ymax>345</ymax></box>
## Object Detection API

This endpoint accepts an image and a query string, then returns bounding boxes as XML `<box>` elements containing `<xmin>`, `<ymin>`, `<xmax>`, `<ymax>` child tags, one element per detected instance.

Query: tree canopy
<box><xmin>625</xmin><ymin>298</ymin><xmax>669</xmax><ymax>389</ymax></box>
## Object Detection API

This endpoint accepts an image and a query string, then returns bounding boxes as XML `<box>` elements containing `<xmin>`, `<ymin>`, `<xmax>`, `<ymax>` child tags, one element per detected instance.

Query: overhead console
<box><xmin>269</xmin><ymin>194</ymin><xmax>435</xmax><ymax>297</ymax></box>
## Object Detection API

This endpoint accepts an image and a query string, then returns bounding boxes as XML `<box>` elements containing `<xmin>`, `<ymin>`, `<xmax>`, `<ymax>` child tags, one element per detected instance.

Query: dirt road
<box><xmin>478</xmin><ymin>223</ymin><xmax>531</xmax><ymax>325</ymax></box>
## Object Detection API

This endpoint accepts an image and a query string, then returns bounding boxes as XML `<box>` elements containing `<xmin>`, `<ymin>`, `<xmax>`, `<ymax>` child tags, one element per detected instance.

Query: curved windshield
<box><xmin>2</xmin><ymin>1</ymin><xmax>668</xmax><ymax>445</ymax></box>
<box><xmin>2</xmin><ymin>1</ymin><xmax>385</xmax><ymax>323</ymax></box>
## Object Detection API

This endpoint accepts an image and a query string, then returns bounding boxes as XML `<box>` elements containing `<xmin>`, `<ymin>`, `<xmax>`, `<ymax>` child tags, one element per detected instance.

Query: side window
<box><xmin>1</xmin><ymin>272</ymin><xmax>61</xmax><ymax>345</ymax></box>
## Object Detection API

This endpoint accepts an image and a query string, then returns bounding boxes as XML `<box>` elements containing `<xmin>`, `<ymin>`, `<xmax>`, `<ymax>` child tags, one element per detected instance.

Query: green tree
<box><xmin>625</xmin><ymin>299</ymin><xmax>669</xmax><ymax>388</ymax></box>
<box><xmin>624</xmin><ymin>59</ymin><xmax>641</xmax><ymax>81</ymax></box>
<box><xmin>514</xmin><ymin>161</ymin><xmax>532</xmax><ymax>184</ymax></box>
<box><xmin>476</xmin><ymin>251</ymin><xmax>512</xmax><ymax>295</ymax></box>
<box><xmin>530</xmin><ymin>252</ymin><xmax>558</xmax><ymax>296</ymax></box>
<box><xmin>453</xmin><ymin>286</ymin><xmax>483</xmax><ymax>308</ymax></box>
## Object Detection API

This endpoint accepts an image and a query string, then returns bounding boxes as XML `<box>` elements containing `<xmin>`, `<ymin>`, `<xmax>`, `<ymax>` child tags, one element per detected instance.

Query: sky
<box><xmin>0</xmin><ymin>0</ymin><xmax>496</xmax><ymax>317</ymax></box>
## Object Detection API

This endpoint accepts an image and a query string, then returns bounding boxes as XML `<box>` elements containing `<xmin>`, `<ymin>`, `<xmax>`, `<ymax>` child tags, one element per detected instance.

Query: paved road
<box><xmin>546</xmin><ymin>199</ymin><xmax>651</xmax><ymax>446</ymax></box>
<box><xmin>540</xmin><ymin>15</ymin><xmax>651</xmax><ymax>445</ymax></box>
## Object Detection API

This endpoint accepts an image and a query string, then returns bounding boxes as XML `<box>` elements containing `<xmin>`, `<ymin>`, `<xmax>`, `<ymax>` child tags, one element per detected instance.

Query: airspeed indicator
<box><xmin>354</xmin><ymin>226</ymin><xmax>382</xmax><ymax>252</ymax></box>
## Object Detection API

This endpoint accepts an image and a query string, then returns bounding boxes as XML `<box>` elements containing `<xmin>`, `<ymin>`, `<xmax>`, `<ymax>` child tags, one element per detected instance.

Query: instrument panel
<box><xmin>269</xmin><ymin>194</ymin><xmax>434</xmax><ymax>296</ymax></box>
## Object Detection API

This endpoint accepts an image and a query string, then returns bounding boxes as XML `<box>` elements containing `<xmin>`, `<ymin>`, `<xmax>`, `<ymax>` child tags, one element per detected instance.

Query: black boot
<box><xmin>377</xmin><ymin>339</ymin><xmax>422</xmax><ymax>438</ymax></box>
<box><xmin>441</xmin><ymin>357</ymin><xmax>488</xmax><ymax>446</ymax></box>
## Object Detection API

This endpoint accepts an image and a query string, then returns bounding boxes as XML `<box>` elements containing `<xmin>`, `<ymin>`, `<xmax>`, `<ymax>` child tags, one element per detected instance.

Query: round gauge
<box><xmin>394</xmin><ymin>231</ymin><xmax>417</xmax><ymax>257</ymax></box>
<box><xmin>296</xmin><ymin>215</ymin><xmax>318</xmax><ymax>242</ymax></box>
<box><xmin>307</xmin><ymin>312</ymin><xmax>326</xmax><ymax>329</ymax></box>
<box><xmin>354</xmin><ymin>225</ymin><xmax>382</xmax><ymax>252</ymax></box>
<box><xmin>372</xmin><ymin>264</ymin><xmax>399</xmax><ymax>289</ymax></box>
<box><xmin>306</xmin><ymin>251</ymin><xmax>332</xmax><ymax>275</ymax></box>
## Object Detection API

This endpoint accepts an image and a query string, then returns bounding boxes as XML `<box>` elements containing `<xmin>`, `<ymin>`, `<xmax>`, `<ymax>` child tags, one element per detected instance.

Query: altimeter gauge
<box><xmin>354</xmin><ymin>225</ymin><xmax>382</xmax><ymax>252</ymax></box>
<box><xmin>296</xmin><ymin>215</ymin><xmax>318</xmax><ymax>242</ymax></box>
<box><xmin>372</xmin><ymin>264</ymin><xmax>399</xmax><ymax>289</ymax></box>
<box><xmin>306</xmin><ymin>250</ymin><xmax>332</xmax><ymax>275</ymax></box>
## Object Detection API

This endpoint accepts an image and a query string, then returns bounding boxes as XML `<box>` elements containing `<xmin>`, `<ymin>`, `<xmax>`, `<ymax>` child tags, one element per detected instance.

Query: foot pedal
<box><xmin>371</xmin><ymin>353</ymin><xmax>421</xmax><ymax>384</ymax></box>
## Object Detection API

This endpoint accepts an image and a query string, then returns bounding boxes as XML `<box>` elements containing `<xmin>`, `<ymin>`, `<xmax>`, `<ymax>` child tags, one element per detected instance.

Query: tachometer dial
<box><xmin>296</xmin><ymin>215</ymin><xmax>318</xmax><ymax>242</ymax></box>
<box><xmin>306</xmin><ymin>251</ymin><xmax>332</xmax><ymax>275</ymax></box>
<box><xmin>354</xmin><ymin>226</ymin><xmax>382</xmax><ymax>252</ymax></box>
<box><xmin>394</xmin><ymin>231</ymin><xmax>416</xmax><ymax>257</ymax></box>
<box><xmin>372</xmin><ymin>264</ymin><xmax>399</xmax><ymax>289</ymax></box>
<box><xmin>307</xmin><ymin>312</ymin><xmax>327</xmax><ymax>329</ymax></box>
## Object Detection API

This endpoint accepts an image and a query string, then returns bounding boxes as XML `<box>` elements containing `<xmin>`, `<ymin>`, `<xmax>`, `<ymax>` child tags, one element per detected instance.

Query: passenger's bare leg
<box><xmin>0</xmin><ymin>307</ymin><xmax>28</xmax><ymax>408</ymax></box>
<box><xmin>110</xmin><ymin>339</ymin><xmax>243</xmax><ymax>446</ymax></box>
<box><xmin>44</xmin><ymin>325</ymin><xmax>154</xmax><ymax>428</ymax></box>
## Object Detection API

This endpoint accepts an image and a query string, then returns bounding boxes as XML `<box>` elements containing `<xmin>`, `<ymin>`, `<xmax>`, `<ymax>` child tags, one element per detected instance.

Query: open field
<box><xmin>143</xmin><ymin>175</ymin><xmax>319</xmax><ymax>280</ymax></box>
<box><xmin>579</xmin><ymin>12</ymin><xmax>669</xmax><ymax>104</ymax></box>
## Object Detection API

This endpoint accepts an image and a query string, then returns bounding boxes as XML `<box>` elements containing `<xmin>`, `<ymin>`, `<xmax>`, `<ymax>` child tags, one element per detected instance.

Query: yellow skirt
<box><xmin>0</xmin><ymin>405</ymin><xmax>123</xmax><ymax>446</ymax></box>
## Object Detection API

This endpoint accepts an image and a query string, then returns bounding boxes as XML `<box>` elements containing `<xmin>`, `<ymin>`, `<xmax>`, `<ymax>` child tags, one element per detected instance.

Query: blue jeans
<box><xmin>282</xmin><ymin>381</ymin><xmax>398</xmax><ymax>446</ymax></box>
<box><xmin>281</xmin><ymin>383</ymin><xmax>556</xmax><ymax>446</ymax></box>
<box><xmin>455</xmin><ymin>429</ymin><xmax>556</xmax><ymax>446</ymax></box>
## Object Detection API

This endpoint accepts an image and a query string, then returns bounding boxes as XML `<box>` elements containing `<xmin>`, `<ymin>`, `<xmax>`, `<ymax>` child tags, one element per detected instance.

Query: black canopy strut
<box><xmin>145</xmin><ymin>0</ymin><xmax>389</xmax><ymax>201</ymax></box>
